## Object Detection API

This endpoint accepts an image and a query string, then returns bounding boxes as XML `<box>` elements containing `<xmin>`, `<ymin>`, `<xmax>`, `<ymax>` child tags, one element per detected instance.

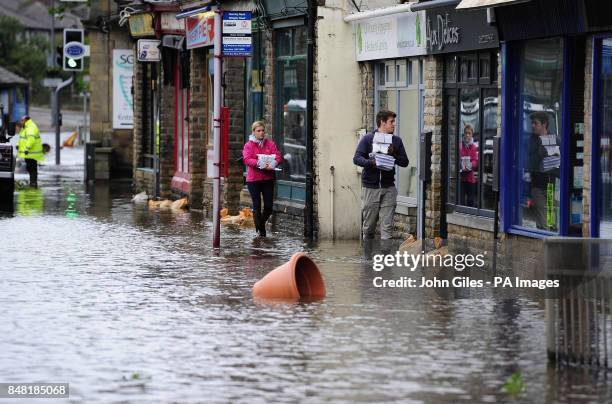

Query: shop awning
<box><xmin>456</xmin><ymin>0</ymin><xmax>531</xmax><ymax>9</ymax></box>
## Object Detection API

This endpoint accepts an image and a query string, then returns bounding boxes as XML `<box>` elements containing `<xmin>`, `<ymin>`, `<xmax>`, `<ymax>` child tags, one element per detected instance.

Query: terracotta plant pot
<box><xmin>252</xmin><ymin>252</ymin><xmax>326</xmax><ymax>300</ymax></box>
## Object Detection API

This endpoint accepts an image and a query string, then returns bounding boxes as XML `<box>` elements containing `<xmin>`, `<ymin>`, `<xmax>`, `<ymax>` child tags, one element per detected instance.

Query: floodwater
<box><xmin>1</xmin><ymin>167</ymin><xmax>611</xmax><ymax>403</ymax></box>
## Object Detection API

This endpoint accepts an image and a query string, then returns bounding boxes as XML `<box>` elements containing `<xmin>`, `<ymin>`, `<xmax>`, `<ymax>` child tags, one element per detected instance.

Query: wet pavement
<box><xmin>1</xmin><ymin>166</ymin><xmax>612</xmax><ymax>403</ymax></box>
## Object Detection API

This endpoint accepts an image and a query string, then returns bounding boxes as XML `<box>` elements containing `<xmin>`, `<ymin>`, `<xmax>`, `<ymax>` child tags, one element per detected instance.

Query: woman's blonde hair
<box><xmin>251</xmin><ymin>121</ymin><xmax>266</xmax><ymax>132</ymax></box>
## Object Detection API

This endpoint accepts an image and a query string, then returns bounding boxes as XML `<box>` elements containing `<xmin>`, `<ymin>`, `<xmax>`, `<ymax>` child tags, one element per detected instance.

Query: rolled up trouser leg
<box><xmin>379</xmin><ymin>186</ymin><xmax>397</xmax><ymax>240</ymax></box>
<box><xmin>361</xmin><ymin>187</ymin><xmax>381</xmax><ymax>239</ymax></box>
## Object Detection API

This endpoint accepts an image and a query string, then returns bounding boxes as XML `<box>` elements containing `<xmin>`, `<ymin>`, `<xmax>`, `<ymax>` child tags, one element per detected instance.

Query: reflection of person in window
<box><xmin>528</xmin><ymin>112</ymin><xmax>560</xmax><ymax>230</ymax></box>
<box><xmin>459</xmin><ymin>124</ymin><xmax>478</xmax><ymax>207</ymax></box>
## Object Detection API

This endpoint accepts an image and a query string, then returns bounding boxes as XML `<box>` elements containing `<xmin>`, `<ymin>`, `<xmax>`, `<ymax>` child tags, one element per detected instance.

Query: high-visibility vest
<box><xmin>22</xmin><ymin>120</ymin><xmax>44</xmax><ymax>162</ymax></box>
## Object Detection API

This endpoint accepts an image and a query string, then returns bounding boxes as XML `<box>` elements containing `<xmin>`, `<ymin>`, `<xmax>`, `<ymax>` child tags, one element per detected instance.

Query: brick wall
<box><xmin>159</xmin><ymin>61</ymin><xmax>175</xmax><ymax>199</ymax></box>
<box><xmin>188</xmin><ymin>48</ymin><xmax>208</xmax><ymax>210</ymax></box>
<box><xmin>131</xmin><ymin>51</ymin><xmax>155</xmax><ymax>195</ymax></box>
<box><xmin>224</xmin><ymin>57</ymin><xmax>246</xmax><ymax>215</ymax></box>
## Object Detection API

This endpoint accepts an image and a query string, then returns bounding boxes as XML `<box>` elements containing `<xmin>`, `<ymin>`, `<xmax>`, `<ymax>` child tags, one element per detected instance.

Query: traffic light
<box><xmin>63</xmin><ymin>29</ymin><xmax>85</xmax><ymax>71</ymax></box>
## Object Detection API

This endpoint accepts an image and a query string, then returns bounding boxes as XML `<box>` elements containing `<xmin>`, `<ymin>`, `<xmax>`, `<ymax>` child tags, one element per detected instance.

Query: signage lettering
<box><xmin>426</xmin><ymin>13</ymin><xmax>460</xmax><ymax>52</ymax></box>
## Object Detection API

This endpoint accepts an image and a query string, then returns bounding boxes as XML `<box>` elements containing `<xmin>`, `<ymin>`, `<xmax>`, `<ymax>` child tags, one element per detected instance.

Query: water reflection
<box><xmin>0</xmin><ymin>176</ymin><xmax>611</xmax><ymax>402</ymax></box>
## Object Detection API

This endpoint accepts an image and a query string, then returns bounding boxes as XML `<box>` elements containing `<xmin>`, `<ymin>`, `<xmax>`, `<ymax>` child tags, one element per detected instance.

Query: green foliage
<box><xmin>0</xmin><ymin>16</ymin><xmax>48</xmax><ymax>93</ymax></box>
<box><xmin>503</xmin><ymin>371</ymin><xmax>526</xmax><ymax>396</ymax></box>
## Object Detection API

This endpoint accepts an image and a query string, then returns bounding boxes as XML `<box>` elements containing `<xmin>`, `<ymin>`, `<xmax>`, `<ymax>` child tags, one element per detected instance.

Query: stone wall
<box><xmin>423</xmin><ymin>55</ymin><xmax>444</xmax><ymax>240</ymax></box>
<box><xmin>88</xmin><ymin>14</ymin><xmax>133</xmax><ymax>179</ymax></box>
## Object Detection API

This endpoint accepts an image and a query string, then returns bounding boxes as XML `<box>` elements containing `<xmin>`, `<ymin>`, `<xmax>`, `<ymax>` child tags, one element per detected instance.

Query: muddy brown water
<box><xmin>1</xmin><ymin>170</ymin><xmax>611</xmax><ymax>403</ymax></box>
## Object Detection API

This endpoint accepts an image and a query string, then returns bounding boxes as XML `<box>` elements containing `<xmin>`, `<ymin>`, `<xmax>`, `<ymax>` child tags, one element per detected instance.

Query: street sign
<box><xmin>63</xmin><ymin>29</ymin><xmax>84</xmax><ymax>71</ymax></box>
<box><xmin>222</xmin><ymin>11</ymin><xmax>252</xmax><ymax>57</ymax></box>
<box><xmin>64</xmin><ymin>41</ymin><xmax>86</xmax><ymax>59</ymax></box>
<box><xmin>42</xmin><ymin>78</ymin><xmax>63</xmax><ymax>87</ymax></box>
<box><xmin>137</xmin><ymin>39</ymin><xmax>161</xmax><ymax>62</ymax></box>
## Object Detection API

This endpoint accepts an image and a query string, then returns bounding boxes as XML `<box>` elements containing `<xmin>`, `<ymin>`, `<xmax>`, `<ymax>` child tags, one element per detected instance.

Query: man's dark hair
<box><xmin>376</xmin><ymin>109</ymin><xmax>397</xmax><ymax>128</ymax></box>
<box><xmin>530</xmin><ymin>111</ymin><xmax>549</xmax><ymax>129</ymax></box>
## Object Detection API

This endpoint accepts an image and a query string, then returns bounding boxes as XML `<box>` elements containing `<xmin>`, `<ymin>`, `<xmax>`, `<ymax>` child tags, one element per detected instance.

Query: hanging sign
<box><xmin>222</xmin><ymin>11</ymin><xmax>252</xmax><ymax>57</ymax></box>
<box><xmin>112</xmin><ymin>49</ymin><xmax>134</xmax><ymax>129</ymax></box>
<box><xmin>186</xmin><ymin>11</ymin><xmax>215</xmax><ymax>49</ymax></box>
<box><xmin>137</xmin><ymin>39</ymin><xmax>161</xmax><ymax>62</ymax></box>
<box><xmin>128</xmin><ymin>13</ymin><xmax>155</xmax><ymax>38</ymax></box>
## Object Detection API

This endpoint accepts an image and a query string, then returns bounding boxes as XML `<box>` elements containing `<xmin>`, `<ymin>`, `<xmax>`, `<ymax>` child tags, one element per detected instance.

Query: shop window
<box><xmin>513</xmin><ymin>38</ymin><xmax>563</xmax><ymax>232</ymax></box>
<box><xmin>445</xmin><ymin>52</ymin><xmax>498</xmax><ymax>216</ymax></box>
<box><xmin>245</xmin><ymin>29</ymin><xmax>266</xmax><ymax>144</ymax></box>
<box><xmin>376</xmin><ymin>59</ymin><xmax>424</xmax><ymax>203</ymax></box>
<box><xmin>446</xmin><ymin>56</ymin><xmax>457</xmax><ymax>83</ymax></box>
<box><xmin>594</xmin><ymin>38</ymin><xmax>612</xmax><ymax>237</ymax></box>
<box><xmin>275</xmin><ymin>26</ymin><xmax>307</xmax><ymax>202</ymax></box>
<box><xmin>140</xmin><ymin>63</ymin><xmax>158</xmax><ymax>170</ymax></box>
<box><xmin>174</xmin><ymin>51</ymin><xmax>190</xmax><ymax>174</ymax></box>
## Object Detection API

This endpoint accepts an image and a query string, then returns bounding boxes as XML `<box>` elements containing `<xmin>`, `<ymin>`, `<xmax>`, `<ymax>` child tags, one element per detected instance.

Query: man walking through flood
<box><xmin>353</xmin><ymin>109</ymin><xmax>409</xmax><ymax>240</ymax></box>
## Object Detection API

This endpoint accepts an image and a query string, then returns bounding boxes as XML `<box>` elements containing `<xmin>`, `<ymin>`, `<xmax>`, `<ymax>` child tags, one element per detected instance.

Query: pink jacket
<box><xmin>460</xmin><ymin>142</ymin><xmax>478</xmax><ymax>184</ymax></box>
<box><xmin>243</xmin><ymin>138</ymin><xmax>283</xmax><ymax>182</ymax></box>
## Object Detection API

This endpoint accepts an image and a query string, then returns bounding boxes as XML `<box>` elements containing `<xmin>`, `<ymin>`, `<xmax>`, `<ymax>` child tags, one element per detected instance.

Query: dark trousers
<box><xmin>247</xmin><ymin>180</ymin><xmax>274</xmax><ymax>229</ymax></box>
<box><xmin>25</xmin><ymin>158</ymin><xmax>38</xmax><ymax>186</ymax></box>
<box><xmin>460</xmin><ymin>181</ymin><xmax>476</xmax><ymax>207</ymax></box>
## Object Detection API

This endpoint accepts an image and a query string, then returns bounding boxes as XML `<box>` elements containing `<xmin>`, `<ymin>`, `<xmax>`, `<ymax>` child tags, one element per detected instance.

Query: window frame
<box><xmin>444</xmin><ymin>51</ymin><xmax>499</xmax><ymax>218</ymax></box>
<box><xmin>501</xmin><ymin>38</ymin><xmax>572</xmax><ymax>238</ymax></box>
<box><xmin>274</xmin><ymin>26</ymin><xmax>308</xmax><ymax>202</ymax></box>
<box><xmin>374</xmin><ymin>57</ymin><xmax>425</xmax><ymax>207</ymax></box>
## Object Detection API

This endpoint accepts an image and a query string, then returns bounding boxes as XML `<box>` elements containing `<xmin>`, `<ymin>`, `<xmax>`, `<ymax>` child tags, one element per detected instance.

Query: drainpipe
<box><xmin>305</xmin><ymin>0</ymin><xmax>315</xmax><ymax>239</ymax></box>
<box><xmin>330</xmin><ymin>165</ymin><xmax>335</xmax><ymax>240</ymax></box>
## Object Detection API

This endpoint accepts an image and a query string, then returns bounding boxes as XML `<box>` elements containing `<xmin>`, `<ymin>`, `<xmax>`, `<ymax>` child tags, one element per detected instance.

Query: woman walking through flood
<box><xmin>242</xmin><ymin>121</ymin><xmax>282</xmax><ymax>237</ymax></box>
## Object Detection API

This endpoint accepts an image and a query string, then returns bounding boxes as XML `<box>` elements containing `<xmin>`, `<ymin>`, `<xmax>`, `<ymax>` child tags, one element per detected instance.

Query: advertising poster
<box><xmin>112</xmin><ymin>49</ymin><xmax>134</xmax><ymax>129</ymax></box>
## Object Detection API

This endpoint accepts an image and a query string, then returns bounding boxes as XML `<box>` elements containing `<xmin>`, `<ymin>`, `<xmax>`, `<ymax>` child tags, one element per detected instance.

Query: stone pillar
<box><xmin>423</xmin><ymin>55</ymin><xmax>444</xmax><ymax>239</ymax></box>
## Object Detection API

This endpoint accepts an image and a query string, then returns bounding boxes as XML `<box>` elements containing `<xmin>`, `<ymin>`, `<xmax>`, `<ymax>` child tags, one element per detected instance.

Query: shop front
<box><xmin>493</xmin><ymin>0</ymin><xmax>612</xmax><ymax>239</ymax></box>
<box><xmin>422</xmin><ymin>5</ymin><xmax>500</xmax><ymax>253</ymax></box>
<box><xmin>352</xmin><ymin>9</ymin><xmax>427</xmax><ymax>239</ymax></box>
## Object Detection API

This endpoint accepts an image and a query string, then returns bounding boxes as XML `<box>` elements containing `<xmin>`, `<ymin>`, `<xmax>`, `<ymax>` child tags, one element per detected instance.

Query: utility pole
<box><xmin>54</xmin><ymin>76</ymin><xmax>74</xmax><ymax>165</ymax></box>
<box><xmin>50</xmin><ymin>0</ymin><xmax>56</xmax><ymax>68</ymax></box>
<box><xmin>212</xmin><ymin>10</ymin><xmax>222</xmax><ymax>248</ymax></box>
<box><xmin>50</xmin><ymin>0</ymin><xmax>56</xmax><ymax>127</ymax></box>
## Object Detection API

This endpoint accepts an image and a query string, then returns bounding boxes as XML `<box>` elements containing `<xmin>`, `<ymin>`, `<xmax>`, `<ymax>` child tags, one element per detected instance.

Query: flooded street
<box><xmin>1</xmin><ymin>168</ymin><xmax>612</xmax><ymax>403</ymax></box>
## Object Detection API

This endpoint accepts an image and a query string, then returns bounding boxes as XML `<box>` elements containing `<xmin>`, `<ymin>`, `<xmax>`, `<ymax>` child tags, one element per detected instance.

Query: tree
<box><xmin>0</xmin><ymin>16</ymin><xmax>48</xmax><ymax>95</ymax></box>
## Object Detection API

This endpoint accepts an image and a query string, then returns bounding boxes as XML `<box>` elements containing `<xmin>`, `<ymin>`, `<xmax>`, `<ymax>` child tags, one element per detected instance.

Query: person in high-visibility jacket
<box><xmin>16</xmin><ymin>115</ymin><xmax>43</xmax><ymax>187</ymax></box>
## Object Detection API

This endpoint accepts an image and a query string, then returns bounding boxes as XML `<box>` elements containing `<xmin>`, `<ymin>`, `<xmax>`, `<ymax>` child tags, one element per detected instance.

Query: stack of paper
<box><xmin>541</xmin><ymin>137</ymin><xmax>560</xmax><ymax>172</ymax></box>
<box><xmin>375</xmin><ymin>153</ymin><xmax>395</xmax><ymax>171</ymax></box>
<box><xmin>257</xmin><ymin>154</ymin><xmax>277</xmax><ymax>169</ymax></box>
<box><xmin>372</xmin><ymin>133</ymin><xmax>393</xmax><ymax>155</ymax></box>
